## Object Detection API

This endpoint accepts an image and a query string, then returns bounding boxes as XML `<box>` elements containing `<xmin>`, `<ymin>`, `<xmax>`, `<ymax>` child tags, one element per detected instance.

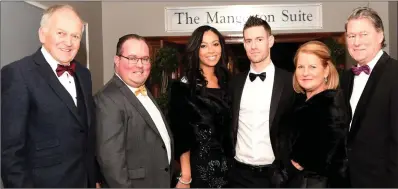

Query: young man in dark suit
<box><xmin>1</xmin><ymin>4</ymin><xmax>98</xmax><ymax>187</ymax></box>
<box><xmin>341</xmin><ymin>7</ymin><xmax>398</xmax><ymax>187</ymax></box>
<box><xmin>227</xmin><ymin>16</ymin><xmax>296</xmax><ymax>188</ymax></box>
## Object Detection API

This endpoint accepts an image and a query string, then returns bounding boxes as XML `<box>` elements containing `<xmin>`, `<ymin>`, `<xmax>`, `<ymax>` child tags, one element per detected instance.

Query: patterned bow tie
<box><xmin>249</xmin><ymin>72</ymin><xmax>266</xmax><ymax>82</ymax></box>
<box><xmin>56</xmin><ymin>63</ymin><xmax>76</xmax><ymax>77</ymax></box>
<box><xmin>351</xmin><ymin>65</ymin><xmax>370</xmax><ymax>75</ymax></box>
<box><xmin>134</xmin><ymin>85</ymin><xmax>147</xmax><ymax>96</ymax></box>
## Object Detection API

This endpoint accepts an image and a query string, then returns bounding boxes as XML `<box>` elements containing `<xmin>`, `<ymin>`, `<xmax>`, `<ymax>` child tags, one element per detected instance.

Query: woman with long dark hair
<box><xmin>169</xmin><ymin>25</ymin><xmax>231</xmax><ymax>188</ymax></box>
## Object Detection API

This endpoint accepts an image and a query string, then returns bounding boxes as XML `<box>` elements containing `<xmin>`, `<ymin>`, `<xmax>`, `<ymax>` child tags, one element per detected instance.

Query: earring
<box><xmin>324</xmin><ymin>77</ymin><xmax>328</xmax><ymax>83</ymax></box>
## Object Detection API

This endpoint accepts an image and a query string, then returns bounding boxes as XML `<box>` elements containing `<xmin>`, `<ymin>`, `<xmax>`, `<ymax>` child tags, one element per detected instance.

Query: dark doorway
<box><xmin>146</xmin><ymin>32</ymin><xmax>345</xmax><ymax>97</ymax></box>
<box><xmin>227</xmin><ymin>42</ymin><xmax>303</xmax><ymax>74</ymax></box>
<box><xmin>161</xmin><ymin>41</ymin><xmax>303</xmax><ymax>76</ymax></box>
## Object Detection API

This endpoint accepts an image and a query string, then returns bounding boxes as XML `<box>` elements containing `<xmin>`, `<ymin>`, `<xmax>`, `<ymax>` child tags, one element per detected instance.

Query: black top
<box><xmin>283</xmin><ymin>89</ymin><xmax>350</xmax><ymax>187</ymax></box>
<box><xmin>169</xmin><ymin>80</ymin><xmax>231</xmax><ymax>188</ymax></box>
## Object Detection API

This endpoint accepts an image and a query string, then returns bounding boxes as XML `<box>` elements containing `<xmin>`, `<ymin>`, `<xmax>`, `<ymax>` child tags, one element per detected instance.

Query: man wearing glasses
<box><xmin>94</xmin><ymin>34</ymin><xmax>174</xmax><ymax>187</ymax></box>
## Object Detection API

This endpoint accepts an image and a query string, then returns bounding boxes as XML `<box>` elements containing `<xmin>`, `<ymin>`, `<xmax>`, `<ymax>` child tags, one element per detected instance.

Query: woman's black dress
<box><xmin>169</xmin><ymin>81</ymin><xmax>231</xmax><ymax>188</ymax></box>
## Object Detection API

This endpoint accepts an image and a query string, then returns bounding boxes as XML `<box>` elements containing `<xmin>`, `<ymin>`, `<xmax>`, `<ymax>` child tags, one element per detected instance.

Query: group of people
<box><xmin>1</xmin><ymin>3</ymin><xmax>397</xmax><ymax>188</ymax></box>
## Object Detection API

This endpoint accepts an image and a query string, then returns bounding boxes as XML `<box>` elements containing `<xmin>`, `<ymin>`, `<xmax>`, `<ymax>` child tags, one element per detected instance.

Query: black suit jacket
<box><xmin>340</xmin><ymin>52</ymin><xmax>398</xmax><ymax>187</ymax></box>
<box><xmin>1</xmin><ymin>48</ymin><xmax>97</xmax><ymax>187</ymax></box>
<box><xmin>228</xmin><ymin>67</ymin><xmax>295</xmax><ymax>162</ymax></box>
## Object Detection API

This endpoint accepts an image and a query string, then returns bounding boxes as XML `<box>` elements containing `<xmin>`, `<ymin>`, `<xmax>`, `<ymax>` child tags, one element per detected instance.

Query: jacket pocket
<box><xmin>35</xmin><ymin>138</ymin><xmax>60</xmax><ymax>150</ymax></box>
<box><xmin>128</xmin><ymin>168</ymin><xmax>146</xmax><ymax>179</ymax></box>
<box><xmin>32</xmin><ymin>154</ymin><xmax>62</xmax><ymax>168</ymax></box>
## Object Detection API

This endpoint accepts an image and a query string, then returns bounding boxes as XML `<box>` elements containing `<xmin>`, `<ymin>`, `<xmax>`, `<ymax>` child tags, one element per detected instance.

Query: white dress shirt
<box><xmin>349</xmin><ymin>50</ymin><xmax>383</xmax><ymax>129</ymax></box>
<box><xmin>235</xmin><ymin>62</ymin><xmax>275</xmax><ymax>165</ymax></box>
<box><xmin>116</xmin><ymin>74</ymin><xmax>172</xmax><ymax>163</ymax></box>
<box><xmin>41</xmin><ymin>47</ymin><xmax>77</xmax><ymax>106</ymax></box>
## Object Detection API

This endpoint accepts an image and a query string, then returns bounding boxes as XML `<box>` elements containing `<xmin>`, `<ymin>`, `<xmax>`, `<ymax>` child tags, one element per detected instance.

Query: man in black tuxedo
<box><xmin>227</xmin><ymin>16</ymin><xmax>295</xmax><ymax>188</ymax></box>
<box><xmin>341</xmin><ymin>7</ymin><xmax>398</xmax><ymax>187</ymax></box>
<box><xmin>1</xmin><ymin>4</ymin><xmax>97</xmax><ymax>187</ymax></box>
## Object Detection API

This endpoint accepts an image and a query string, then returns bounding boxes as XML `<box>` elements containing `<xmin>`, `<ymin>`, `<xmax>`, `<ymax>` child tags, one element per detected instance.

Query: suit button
<box><xmin>347</xmin><ymin>147</ymin><xmax>352</xmax><ymax>152</ymax></box>
<box><xmin>164</xmin><ymin>167</ymin><xmax>169</xmax><ymax>172</ymax></box>
<box><xmin>79</xmin><ymin>129</ymin><xmax>84</xmax><ymax>133</ymax></box>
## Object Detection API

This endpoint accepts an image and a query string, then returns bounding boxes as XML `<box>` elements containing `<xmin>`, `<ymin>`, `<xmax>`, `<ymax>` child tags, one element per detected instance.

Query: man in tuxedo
<box><xmin>341</xmin><ymin>7</ymin><xmax>398</xmax><ymax>187</ymax></box>
<box><xmin>1</xmin><ymin>5</ymin><xmax>97</xmax><ymax>187</ymax></box>
<box><xmin>228</xmin><ymin>16</ymin><xmax>296</xmax><ymax>187</ymax></box>
<box><xmin>94</xmin><ymin>34</ymin><xmax>174</xmax><ymax>187</ymax></box>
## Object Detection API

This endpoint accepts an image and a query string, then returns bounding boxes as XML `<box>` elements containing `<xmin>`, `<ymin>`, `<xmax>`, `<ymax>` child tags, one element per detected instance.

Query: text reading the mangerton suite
<box><xmin>165</xmin><ymin>4</ymin><xmax>323</xmax><ymax>32</ymax></box>
<box><xmin>174</xmin><ymin>10</ymin><xmax>314</xmax><ymax>25</ymax></box>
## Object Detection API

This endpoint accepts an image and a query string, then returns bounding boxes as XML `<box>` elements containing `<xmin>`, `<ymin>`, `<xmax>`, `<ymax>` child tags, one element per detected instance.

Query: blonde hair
<box><xmin>40</xmin><ymin>4</ymin><xmax>84</xmax><ymax>32</ymax></box>
<box><xmin>293</xmin><ymin>40</ymin><xmax>339</xmax><ymax>94</ymax></box>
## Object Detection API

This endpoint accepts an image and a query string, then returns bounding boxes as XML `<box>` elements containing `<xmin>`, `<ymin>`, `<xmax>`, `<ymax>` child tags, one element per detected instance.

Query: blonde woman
<box><xmin>282</xmin><ymin>41</ymin><xmax>350</xmax><ymax>188</ymax></box>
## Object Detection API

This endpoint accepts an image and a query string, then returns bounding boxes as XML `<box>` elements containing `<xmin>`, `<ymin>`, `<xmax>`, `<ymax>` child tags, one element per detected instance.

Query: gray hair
<box><xmin>345</xmin><ymin>7</ymin><xmax>386</xmax><ymax>48</ymax></box>
<box><xmin>40</xmin><ymin>4</ymin><xmax>84</xmax><ymax>33</ymax></box>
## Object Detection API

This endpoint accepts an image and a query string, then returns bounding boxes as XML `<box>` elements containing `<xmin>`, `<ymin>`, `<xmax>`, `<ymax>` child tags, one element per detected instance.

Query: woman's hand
<box><xmin>291</xmin><ymin>160</ymin><xmax>304</xmax><ymax>171</ymax></box>
<box><xmin>175</xmin><ymin>176</ymin><xmax>191</xmax><ymax>188</ymax></box>
<box><xmin>176</xmin><ymin>181</ymin><xmax>190</xmax><ymax>188</ymax></box>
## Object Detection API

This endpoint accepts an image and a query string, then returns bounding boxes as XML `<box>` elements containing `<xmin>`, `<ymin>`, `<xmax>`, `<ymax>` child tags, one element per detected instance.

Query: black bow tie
<box><xmin>249</xmin><ymin>72</ymin><xmax>266</xmax><ymax>82</ymax></box>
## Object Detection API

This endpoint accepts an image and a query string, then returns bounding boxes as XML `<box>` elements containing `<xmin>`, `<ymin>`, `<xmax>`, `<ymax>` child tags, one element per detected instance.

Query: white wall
<box><xmin>1</xmin><ymin>2</ymin><xmax>43</xmax><ymax>67</ymax></box>
<box><xmin>101</xmin><ymin>1</ymin><xmax>391</xmax><ymax>83</ymax></box>
<box><xmin>388</xmin><ymin>1</ymin><xmax>397</xmax><ymax>59</ymax></box>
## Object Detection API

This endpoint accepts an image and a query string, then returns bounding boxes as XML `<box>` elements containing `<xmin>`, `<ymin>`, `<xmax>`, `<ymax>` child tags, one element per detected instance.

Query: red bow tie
<box><xmin>351</xmin><ymin>65</ymin><xmax>370</xmax><ymax>75</ymax></box>
<box><xmin>56</xmin><ymin>63</ymin><xmax>76</xmax><ymax>77</ymax></box>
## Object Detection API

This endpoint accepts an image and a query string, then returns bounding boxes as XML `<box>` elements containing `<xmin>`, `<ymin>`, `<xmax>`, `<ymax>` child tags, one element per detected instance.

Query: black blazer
<box><xmin>340</xmin><ymin>52</ymin><xmax>398</xmax><ymax>187</ymax></box>
<box><xmin>1</xmin><ymin>48</ymin><xmax>97</xmax><ymax>187</ymax></box>
<box><xmin>283</xmin><ymin>89</ymin><xmax>349</xmax><ymax>187</ymax></box>
<box><xmin>228</xmin><ymin>67</ymin><xmax>295</xmax><ymax>162</ymax></box>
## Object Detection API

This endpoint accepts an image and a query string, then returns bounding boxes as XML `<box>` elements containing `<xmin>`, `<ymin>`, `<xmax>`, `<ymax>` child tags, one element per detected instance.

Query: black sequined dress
<box><xmin>169</xmin><ymin>81</ymin><xmax>231</xmax><ymax>188</ymax></box>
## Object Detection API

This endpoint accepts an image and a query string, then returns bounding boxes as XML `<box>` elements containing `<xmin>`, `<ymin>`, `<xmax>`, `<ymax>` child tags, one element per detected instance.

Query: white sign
<box><xmin>165</xmin><ymin>3</ymin><xmax>323</xmax><ymax>32</ymax></box>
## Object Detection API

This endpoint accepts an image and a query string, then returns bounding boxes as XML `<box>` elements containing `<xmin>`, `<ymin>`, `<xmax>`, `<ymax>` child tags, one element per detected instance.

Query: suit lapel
<box><xmin>33</xmin><ymin>49</ymin><xmax>83</xmax><ymax>127</ymax></box>
<box><xmin>114</xmin><ymin>76</ymin><xmax>161</xmax><ymax>137</ymax></box>
<box><xmin>349</xmin><ymin>52</ymin><xmax>390</xmax><ymax>141</ymax></box>
<box><xmin>341</xmin><ymin>70</ymin><xmax>354</xmax><ymax>118</ymax></box>
<box><xmin>232</xmin><ymin>71</ymin><xmax>248</xmax><ymax>140</ymax></box>
<box><xmin>269</xmin><ymin>68</ymin><xmax>284</xmax><ymax>128</ymax></box>
<box><xmin>74</xmin><ymin>65</ymin><xmax>91</xmax><ymax>127</ymax></box>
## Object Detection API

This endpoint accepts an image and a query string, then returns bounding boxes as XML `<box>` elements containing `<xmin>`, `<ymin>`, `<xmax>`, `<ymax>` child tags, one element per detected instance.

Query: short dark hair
<box><xmin>243</xmin><ymin>16</ymin><xmax>272</xmax><ymax>36</ymax></box>
<box><xmin>116</xmin><ymin>34</ymin><xmax>148</xmax><ymax>56</ymax></box>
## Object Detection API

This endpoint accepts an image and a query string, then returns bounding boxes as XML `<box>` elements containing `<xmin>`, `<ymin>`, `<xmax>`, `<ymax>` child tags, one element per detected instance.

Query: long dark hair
<box><xmin>183</xmin><ymin>25</ymin><xmax>229</xmax><ymax>96</ymax></box>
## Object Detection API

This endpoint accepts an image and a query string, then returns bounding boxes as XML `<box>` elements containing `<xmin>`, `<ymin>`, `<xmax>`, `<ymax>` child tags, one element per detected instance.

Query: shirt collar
<box><xmin>357</xmin><ymin>49</ymin><xmax>383</xmax><ymax>72</ymax></box>
<box><xmin>41</xmin><ymin>46</ymin><xmax>70</xmax><ymax>73</ymax></box>
<box><xmin>115</xmin><ymin>73</ymin><xmax>140</xmax><ymax>93</ymax></box>
<box><xmin>249</xmin><ymin>61</ymin><xmax>275</xmax><ymax>74</ymax></box>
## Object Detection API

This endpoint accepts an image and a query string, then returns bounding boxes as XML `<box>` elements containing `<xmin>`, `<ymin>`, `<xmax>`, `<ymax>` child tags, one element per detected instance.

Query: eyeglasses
<box><xmin>118</xmin><ymin>55</ymin><xmax>151</xmax><ymax>65</ymax></box>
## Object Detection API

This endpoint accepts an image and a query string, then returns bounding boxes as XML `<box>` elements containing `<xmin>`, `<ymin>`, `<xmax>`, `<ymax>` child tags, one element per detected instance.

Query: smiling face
<box><xmin>114</xmin><ymin>38</ymin><xmax>151</xmax><ymax>88</ymax></box>
<box><xmin>295</xmin><ymin>52</ymin><xmax>329</xmax><ymax>94</ymax></box>
<box><xmin>39</xmin><ymin>8</ymin><xmax>83</xmax><ymax>65</ymax></box>
<box><xmin>199</xmin><ymin>30</ymin><xmax>222</xmax><ymax>69</ymax></box>
<box><xmin>346</xmin><ymin>17</ymin><xmax>384</xmax><ymax>66</ymax></box>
